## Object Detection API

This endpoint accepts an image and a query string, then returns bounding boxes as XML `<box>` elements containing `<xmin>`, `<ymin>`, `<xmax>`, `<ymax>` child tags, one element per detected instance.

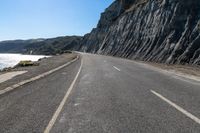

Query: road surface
<box><xmin>0</xmin><ymin>53</ymin><xmax>200</xmax><ymax>133</ymax></box>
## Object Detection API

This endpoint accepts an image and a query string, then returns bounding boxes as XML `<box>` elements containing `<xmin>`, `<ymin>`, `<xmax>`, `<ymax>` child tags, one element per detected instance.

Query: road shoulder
<box><xmin>135</xmin><ymin>61</ymin><xmax>200</xmax><ymax>83</ymax></box>
<box><xmin>0</xmin><ymin>53</ymin><xmax>77</xmax><ymax>90</ymax></box>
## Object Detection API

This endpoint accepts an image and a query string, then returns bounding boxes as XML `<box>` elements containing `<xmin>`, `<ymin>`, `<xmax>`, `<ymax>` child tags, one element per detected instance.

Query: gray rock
<box><xmin>80</xmin><ymin>0</ymin><xmax>200</xmax><ymax>65</ymax></box>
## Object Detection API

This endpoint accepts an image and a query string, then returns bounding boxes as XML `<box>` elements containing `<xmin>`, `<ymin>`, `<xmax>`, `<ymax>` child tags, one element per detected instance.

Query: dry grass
<box><xmin>16</xmin><ymin>60</ymin><xmax>39</xmax><ymax>67</ymax></box>
<box><xmin>125</xmin><ymin>0</ymin><xmax>148</xmax><ymax>12</ymax></box>
<box><xmin>125</xmin><ymin>0</ymin><xmax>164</xmax><ymax>13</ymax></box>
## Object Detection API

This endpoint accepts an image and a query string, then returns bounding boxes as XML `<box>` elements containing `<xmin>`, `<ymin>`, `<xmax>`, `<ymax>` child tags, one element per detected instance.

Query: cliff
<box><xmin>1</xmin><ymin>0</ymin><xmax>200</xmax><ymax>65</ymax></box>
<box><xmin>80</xmin><ymin>0</ymin><xmax>200</xmax><ymax>65</ymax></box>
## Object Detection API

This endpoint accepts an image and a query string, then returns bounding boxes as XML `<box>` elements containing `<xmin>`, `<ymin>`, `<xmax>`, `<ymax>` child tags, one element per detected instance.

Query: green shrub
<box><xmin>16</xmin><ymin>60</ymin><xmax>39</xmax><ymax>67</ymax></box>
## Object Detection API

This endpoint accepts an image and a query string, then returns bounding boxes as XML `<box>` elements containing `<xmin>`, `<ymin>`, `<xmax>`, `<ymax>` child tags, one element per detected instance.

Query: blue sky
<box><xmin>0</xmin><ymin>0</ymin><xmax>113</xmax><ymax>41</ymax></box>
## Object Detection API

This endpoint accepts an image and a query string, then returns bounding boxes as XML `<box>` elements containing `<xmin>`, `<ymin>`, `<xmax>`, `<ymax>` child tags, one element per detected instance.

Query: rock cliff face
<box><xmin>1</xmin><ymin>0</ymin><xmax>200</xmax><ymax>65</ymax></box>
<box><xmin>80</xmin><ymin>0</ymin><xmax>200</xmax><ymax>65</ymax></box>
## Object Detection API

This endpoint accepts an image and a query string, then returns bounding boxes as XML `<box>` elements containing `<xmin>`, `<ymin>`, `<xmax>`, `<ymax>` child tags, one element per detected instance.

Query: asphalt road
<box><xmin>0</xmin><ymin>53</ymin><xmax>200</xmax><ymax>133</ymax></box>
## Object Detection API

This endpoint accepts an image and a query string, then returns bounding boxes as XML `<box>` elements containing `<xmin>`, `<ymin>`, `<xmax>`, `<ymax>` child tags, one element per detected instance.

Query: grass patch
<box><xmin>16</xmin><ymin>60</ymin><xmax>39</xmax><ymax>67</ymax></box>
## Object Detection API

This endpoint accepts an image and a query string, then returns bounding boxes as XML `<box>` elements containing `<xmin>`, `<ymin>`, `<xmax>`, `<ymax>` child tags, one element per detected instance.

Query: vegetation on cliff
<box><xmin>0</xmin><ymin>36</ymin><xmax>82</xmax><ymax>55</ymax></box>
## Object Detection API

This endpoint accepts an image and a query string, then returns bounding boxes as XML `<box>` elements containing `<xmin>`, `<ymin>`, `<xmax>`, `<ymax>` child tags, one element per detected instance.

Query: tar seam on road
<box><xmin>0</xmin><ymin>56</ymin><xmax>79</xmax><ymax>95</ymax></box>
<box><xmin>113</xmin><ymin>66</ymin><xmax>121</xmax><ymax>71</ymax></box>
<box><xmin>151</xmin><ymin>90</ymin><xmax>200</xmax><ymax>125</ymax></box>
<box><xmin>43</xmin><ymin>56</ymin><xmax>83</xmax><ymax>133</ymax></box>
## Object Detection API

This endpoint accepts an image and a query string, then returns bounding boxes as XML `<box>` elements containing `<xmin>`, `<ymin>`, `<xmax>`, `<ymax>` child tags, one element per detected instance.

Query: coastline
<box><xmin>0</xmin><ymin>53</ymin><xmax>77</xmax><ymax>90</ymax></box>
<box><xmin>0</xmin><ymin>53</ymin><xmax>49</xmax><ymax>72</ymax></box>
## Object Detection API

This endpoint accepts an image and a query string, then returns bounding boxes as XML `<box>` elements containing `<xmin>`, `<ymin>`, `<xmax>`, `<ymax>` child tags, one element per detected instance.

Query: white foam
<box><xmin>0</xmin><ymin>53</ymin><xmax>48</xmax><ymax>70</ymax></box>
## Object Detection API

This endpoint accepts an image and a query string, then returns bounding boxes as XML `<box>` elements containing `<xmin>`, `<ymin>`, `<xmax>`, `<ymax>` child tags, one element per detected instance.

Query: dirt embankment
<box><xmin>145</xmin><ymin>62</ymin><xmax>200</xmax><ymax>82</ymax></box>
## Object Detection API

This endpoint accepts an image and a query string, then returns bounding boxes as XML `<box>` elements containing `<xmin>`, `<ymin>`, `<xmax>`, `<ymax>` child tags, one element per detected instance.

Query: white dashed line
<box><xmin>113</xmin><ymin>66</ymin><xmax>121</xmax><ymax>71</ymax></box>
<box><xmin>151</xmin><ymin>90</ymin><xmax>200</xmax><ymax>125</ymax></box>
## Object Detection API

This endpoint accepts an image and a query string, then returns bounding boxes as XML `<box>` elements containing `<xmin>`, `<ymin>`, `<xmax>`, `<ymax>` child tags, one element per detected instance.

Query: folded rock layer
<box><xmin>80</xmin><ymin>0</ymin><xmax>200</xmax><ymax>65</ymax></box>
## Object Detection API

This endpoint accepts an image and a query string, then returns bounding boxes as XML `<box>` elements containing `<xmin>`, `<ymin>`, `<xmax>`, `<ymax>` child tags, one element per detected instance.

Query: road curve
<box><xmin>0</xmin><ymin>53</ymin><xmax>200</xmax><ymax>133</ymax></box>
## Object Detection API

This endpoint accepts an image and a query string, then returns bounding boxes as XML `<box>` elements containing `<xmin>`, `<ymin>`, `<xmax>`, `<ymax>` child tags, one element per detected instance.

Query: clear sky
<box><xmin>0</xmin><ymin>0</ymin><xmax>114</xmax><ymax>41</ymax></box>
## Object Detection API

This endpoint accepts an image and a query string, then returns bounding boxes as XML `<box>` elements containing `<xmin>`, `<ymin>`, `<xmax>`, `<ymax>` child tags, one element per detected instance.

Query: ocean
<box><xmin>0</xmin><ymin>53</ymin><xmax>48</xmax><ymax>70</ymax></box>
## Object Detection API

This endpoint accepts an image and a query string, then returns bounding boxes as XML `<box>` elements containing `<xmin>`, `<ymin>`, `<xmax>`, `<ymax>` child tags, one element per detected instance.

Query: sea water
<box><xmin>0</xmin><ymin>53</ymin><xmax>48</xmax><ymax>70</ymax></box>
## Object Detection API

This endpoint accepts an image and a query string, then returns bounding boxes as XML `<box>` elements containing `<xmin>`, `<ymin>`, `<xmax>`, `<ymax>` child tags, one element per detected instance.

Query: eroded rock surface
<box><xmin>80</xmin><ymin>0</ymin><xmax>200</xmax><ymax>65</ymax></box>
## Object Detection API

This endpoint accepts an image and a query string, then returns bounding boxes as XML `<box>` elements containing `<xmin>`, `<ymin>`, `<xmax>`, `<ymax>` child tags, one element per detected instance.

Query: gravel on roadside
<box><xmin>0</xmin><ymin>53</ymin><xmax>77</xmax><ymax>90</ymax></box>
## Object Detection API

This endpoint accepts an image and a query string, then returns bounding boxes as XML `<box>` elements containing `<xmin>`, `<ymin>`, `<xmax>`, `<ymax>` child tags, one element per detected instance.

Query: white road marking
<box><xmin>151</xmin><ymin>90</ymin><xmax>200</xmax><ymax>125</ymax></box>
<box><xmin>113</xmin><ymin>66</ymin><xmax>121</xmax><ymax>71</ymax></box>
<box><xmin>44</xmin><ymin>57</ymin><xmax>83</xmax><ymax>133</ymax></box>
<box><xmin>0</xmin><ymin>56</ymin><xmax>78</xmax><ymax>95</ymax></box>
<box><xmin>74</xmin><ymin>103</ymin><xmax>80</xmax><ymax>106</ymax></box>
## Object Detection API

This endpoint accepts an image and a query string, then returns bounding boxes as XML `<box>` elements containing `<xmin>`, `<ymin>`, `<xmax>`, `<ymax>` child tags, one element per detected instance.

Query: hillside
<box><xmin>0</xmin><ymin>36</ymin><xmax>82</xmax><ymax>55</ymax></box>
<box><xmin>0</xmin><ymin>40</ymin><xmax>39</xmax><ymax>53</ymax></box>
<box><xmin>79</xmin><ymin>0</ymin><xmax>200</xmax><ymax>65</ymax></box>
